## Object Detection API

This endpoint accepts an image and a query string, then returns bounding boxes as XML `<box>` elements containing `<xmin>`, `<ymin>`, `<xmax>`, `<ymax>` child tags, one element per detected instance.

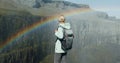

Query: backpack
<box><xmin>58</xmin><ymin>25</ymin><xmax>74</xmax><ymax>51</ymax></box>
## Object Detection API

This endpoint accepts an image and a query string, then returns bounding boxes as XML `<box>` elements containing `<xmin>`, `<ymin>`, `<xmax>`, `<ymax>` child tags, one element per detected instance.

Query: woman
<box><xmin>54</xmin><ymin>15</ymin><xmax>71</xmax><ymax>63</ymax></box>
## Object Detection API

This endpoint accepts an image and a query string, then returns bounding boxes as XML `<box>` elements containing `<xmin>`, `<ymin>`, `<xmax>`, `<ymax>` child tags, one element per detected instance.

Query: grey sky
<box><xmin>65</xmin><ymin>0</ymin><xmax>120</xmax><ymax>19</ymax></box>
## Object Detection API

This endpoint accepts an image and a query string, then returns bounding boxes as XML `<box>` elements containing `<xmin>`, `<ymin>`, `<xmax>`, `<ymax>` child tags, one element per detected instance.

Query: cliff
<box><xmin>0</xmin><ymin>0</ymin><xmax>120</xmax><ymax>63</ymax></box>
<box><xmin>0</xmin><ymin>0</ymin><xmax>89</xmax><ymax>16</ymax></box>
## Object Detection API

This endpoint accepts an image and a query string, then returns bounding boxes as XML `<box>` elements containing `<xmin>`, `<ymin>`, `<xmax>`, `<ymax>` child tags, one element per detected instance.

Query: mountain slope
<box><xmin>0</xmin><ymin>0</ymin><xmax>89</xmax><ymax>16</ymax></box>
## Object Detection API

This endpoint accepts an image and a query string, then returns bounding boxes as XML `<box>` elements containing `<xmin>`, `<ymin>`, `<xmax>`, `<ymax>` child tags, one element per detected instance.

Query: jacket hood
<box><xmin>59</xmin><ymin>23</ymin><xmax>71</xmax><ymax>29</ymax></box>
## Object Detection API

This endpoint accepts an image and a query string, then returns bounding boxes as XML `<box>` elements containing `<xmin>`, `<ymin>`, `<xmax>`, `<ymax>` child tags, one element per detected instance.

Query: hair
<box><xmin>58</xmin><ymin>15</ymin><xmax>65</xmax><ymax>22</ymax></box>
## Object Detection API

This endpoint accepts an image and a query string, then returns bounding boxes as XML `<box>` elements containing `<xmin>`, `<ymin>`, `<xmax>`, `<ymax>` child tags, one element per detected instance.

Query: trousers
<box><xmin>54</xmin><ymin>53</ymin><xmax>67</xmax><ymax>63</ymax></box>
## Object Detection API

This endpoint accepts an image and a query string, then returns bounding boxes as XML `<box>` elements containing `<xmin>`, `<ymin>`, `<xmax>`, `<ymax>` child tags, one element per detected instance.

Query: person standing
<box><xmin>54</xmin><ymin>15</ymin><xmax>73</xmax><ymax>63</ymax></box>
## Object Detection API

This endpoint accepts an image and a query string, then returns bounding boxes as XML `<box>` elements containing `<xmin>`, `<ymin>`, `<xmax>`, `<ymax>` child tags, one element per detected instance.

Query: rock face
<box><xmin>0</xmin><ymin>0</ymin><xmax>36</xmax><ymax>8</ymax></box>
<box><xmin>0</xmin><ymin>0</ymin><xmax>88</xmax><ymax>8</ymax></box>
<box><xmin>33</xmin><ymin>0</ymin><xmax>89</xmax><ymax>8</ymax></box>
<box><xmin>0</xmin><ymin>0</ymin><xmax>89</xmax><ymax>16</ymax></box>
<box><xmin>0</xmin><ymin>0</ymin><xmax>120</xmax><ymax>63</ymax></box>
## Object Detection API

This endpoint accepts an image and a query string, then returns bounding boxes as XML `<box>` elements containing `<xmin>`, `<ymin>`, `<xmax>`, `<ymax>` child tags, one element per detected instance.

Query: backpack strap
<box><xmin>58</xmin><ymin>25</ymin><xmax>66</xmax><ymax>38</ymax></box>
<box><xmin>56</xmin><ymin>25</ymin><xmax>65</xmax><ymax>41</ymax></box>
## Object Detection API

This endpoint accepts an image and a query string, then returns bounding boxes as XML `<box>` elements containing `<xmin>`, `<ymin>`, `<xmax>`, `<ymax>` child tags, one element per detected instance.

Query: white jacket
<box><xmin>55</xmin><ymin>23</ymin><xmax>71</xmax><ymax>53</ymax></box>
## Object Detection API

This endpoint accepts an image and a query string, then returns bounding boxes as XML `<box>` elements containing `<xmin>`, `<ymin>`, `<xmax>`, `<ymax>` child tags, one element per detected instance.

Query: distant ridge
<box><xmin>0</xmin><ymin>0</ymin><xmax>90</xmax><ymax>16</ymax></box>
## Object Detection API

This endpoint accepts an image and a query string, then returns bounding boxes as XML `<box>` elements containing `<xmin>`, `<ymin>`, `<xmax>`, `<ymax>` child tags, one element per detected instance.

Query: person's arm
<box><xmin>55</xmin><ymin>27</ymin><xmax>63</xmax><ymax>39</ymax></box>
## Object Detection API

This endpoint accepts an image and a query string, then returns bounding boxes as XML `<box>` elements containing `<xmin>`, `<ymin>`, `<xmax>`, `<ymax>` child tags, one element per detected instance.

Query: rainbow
<box><xmin>0</xmin><ymin>8</ymin><xmax>92</xmax><ymax>49</ymax></box>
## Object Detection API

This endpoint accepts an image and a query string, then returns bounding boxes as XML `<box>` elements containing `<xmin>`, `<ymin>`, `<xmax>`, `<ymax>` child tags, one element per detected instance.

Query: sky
<box><xmin>65</xmin><ymin>0</ymin><xmax>120</xmax><ymax>19</ymax></box>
